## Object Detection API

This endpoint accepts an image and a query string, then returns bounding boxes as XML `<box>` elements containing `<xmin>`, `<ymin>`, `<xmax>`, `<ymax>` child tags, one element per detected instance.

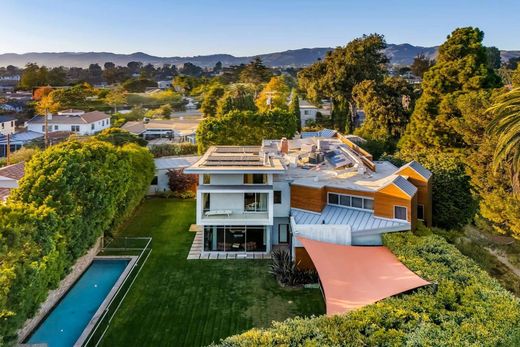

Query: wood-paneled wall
<box><xmin>395</xmin><ymin>166</ymin><xmax>432</xmax><ymax>227</ymax></box>
<box><xmin>295</xmin><ymin>247</ymin><xmax>316</xmax><ymax>270</ymax></box>
<box><xmin>374</xmin><ymin>183</ymin><xmax>414</xmax><ymax>224</ymax></box>
<box><xmin>291</xmin><ymin>185</ymin><xmax>326</xmax><ymax>212</ymax></box>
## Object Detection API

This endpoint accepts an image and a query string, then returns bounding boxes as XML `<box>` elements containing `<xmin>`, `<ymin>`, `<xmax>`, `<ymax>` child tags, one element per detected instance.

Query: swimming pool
<box><xmin>27</xmin><ymin>258</ymin><xmax>131</xmax><ymax>347</ymax></box>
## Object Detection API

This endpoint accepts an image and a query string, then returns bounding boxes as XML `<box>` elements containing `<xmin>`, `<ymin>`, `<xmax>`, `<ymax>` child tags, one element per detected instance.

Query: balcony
<box><xmin>201</xmin><ymin>209</ymin><xmax>270</xmax><ymax>224</ymax></box>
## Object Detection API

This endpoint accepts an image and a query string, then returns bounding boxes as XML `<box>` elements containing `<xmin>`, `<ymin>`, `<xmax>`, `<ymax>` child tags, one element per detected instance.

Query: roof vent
<box><xmin>279</xmin><ymin>137</ymin><xmax>289</xmax><ymax>154</ymax></box>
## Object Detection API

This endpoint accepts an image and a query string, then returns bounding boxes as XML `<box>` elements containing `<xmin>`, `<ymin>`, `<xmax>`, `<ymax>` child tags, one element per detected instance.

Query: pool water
<box><xmin>27</xmin><ymin>259</ymin><xmax>129</xmax><ymax>347</ymax></box>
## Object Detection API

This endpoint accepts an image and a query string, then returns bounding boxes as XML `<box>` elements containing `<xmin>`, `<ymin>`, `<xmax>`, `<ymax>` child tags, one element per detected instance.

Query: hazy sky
<box><xmin>1</xmin><ymin>0</ymin><xmax>519</xmax><ymax>56</ymax></box>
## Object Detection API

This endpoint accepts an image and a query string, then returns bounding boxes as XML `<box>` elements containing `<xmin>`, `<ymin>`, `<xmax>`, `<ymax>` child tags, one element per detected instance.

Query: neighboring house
<box><xmin>299</xmin><ymin>100</ymin><xmax>331</xmax><ymax>128</ymax></box>
<box><xmin>157</xmin><ymin>80</ymin><xmax>172</xmax><ymax>89</ymax></box>
<box><xmin>25</xmin><ymin>110</ymin><xmax>110</xmax><ymax>135</ymax></box>
<box><xmin>0</xmin><ymin>115</ymin><xmax>16</xmax><ymax>135</ymax></box>
<box><xmin>121</xmin><ymin>116</ymin><xmax>201</xmax><ymax>144</ymax></box>
<box><xmin>149</xmin><ymin>156</ymin><xmax>200</xmax><ymax>194</ymax></box>
<box><xmin>0</xmin><ymin>162</ymin><xmax>24</xmax><ymax>202</ymax></box>
<box><xmin>0</xmin><ymin>131</ymin><xmax>43</xmax><ymax>157</ymax></box>
<box><xmin>185</xmin><ymin>134</ymin><xmax>432</xmax><ymax>260</ymax></box>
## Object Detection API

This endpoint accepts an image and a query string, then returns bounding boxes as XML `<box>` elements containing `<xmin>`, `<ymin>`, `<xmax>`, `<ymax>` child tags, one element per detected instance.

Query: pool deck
<box><xmin>74</xmin><ymin>256</ymin><xmax>137</xmax><ymax>347</ymax></box>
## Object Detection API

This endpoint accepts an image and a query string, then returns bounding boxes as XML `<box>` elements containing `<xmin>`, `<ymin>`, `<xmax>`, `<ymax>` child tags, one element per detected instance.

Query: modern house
<box><xmin>25</xmin><ymin>110</ymin><xmax>110</xmax><ymax>136</ymax></box>
<box><xmin>185</xmin><ymin>133</ymin><xmax>432</xmax><ymax>261</ymax></box>
<box><xmin>121</xmin><ymin>117</ymin><xmax>201</xmax><ymax>144</ymax></box>
<box><xmin>0</xmin><ymin>115</ymin><xmax>16</xmax><ymax>136</ymax></box>
<box><xmin>0</xmin><ymin>162</ymin><xmax>24</xmax><ymax>202</ymax></box>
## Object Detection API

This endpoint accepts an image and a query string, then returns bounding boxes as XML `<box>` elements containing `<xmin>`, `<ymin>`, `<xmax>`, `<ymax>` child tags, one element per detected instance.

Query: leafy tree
<box><xmin>95</xmin><ymin>128</ymin><xmax>147</xmax><ymax>146</ymax></box>
<box><xmin>180</xmin><ymin>62</ymin><xmax>204</xmax><ymax>77</ymax></box>
<box><xmin>122</xmin><ymin>78</ymin><xmax>156</xmax><ymax>92</ymax></box>
<box><xmin>487</xmin><ymin>88</ymin><xmax>520</xmax><ymax>192</ymax></box>
<box><xmin>104</xmin><ymin>86</ymin><xmax>127</xmax><ymax>113</ymax></box>
<box><xmin>88</xmin><ymin>63</ymin><xmax>103</xmax><ymax>83</ymax></box>
<box><xmin>197</xmin><ymin>109</ymin><xmax>297</xmax><ymax>153</ymax></box>
<box><xmin>506</xmin><ymin>57</ymin><xmax>520</xmax><ymax>70</ymax></box>
<box><xmin>513</xmin><ymin>65</ymin><xmax>520</xmax><ymax>87</ymax></box>
<box><xmin>410</xmin><ymin>53</ymin><xmax>434</xmax><ymax>78</ymax></box>
<box><xmin>127</xmin><ymin>61</ymin><xmax>143</xmax><ymax>74</ymax></box>
<box><xmin>239</xmin><ymin>58</ymin><xmax>272</xmax><ymax>84</ymax></box>
<box><xmin>298</xmin><ymin>34</ymin><xmax>389</xmax><ymax>132</ymax></box>
<box><xmin>167</xmin><ymin>169</ymin><xmax>197</xmax><ymax>193</ymax></box>
<box><xmin>213</xmin><ymin>61</ymin><xmax>223</xmax><ymax>74</ymax></box>
<box><xmin>288</xmin><ymin>89</ymin><xmax>301</xmax><ymax>131</ymax></box>
<box><xmin>19</xmin><ymin>63</ymin><xmax>48</xmax><ymax>89</ymax></box>
<box><xmin>200</xmin><ymin>83</ymin><xmax>225</xmax><ymax>117</ymax></box>
<box><xmin>486</xmin><ymin>46</ymin><xmax>502</xmax><ymax>69</ymax></box>
<box><xmin>216</xmin><ymin>83</ymin><xmax>257</xmax><ymax>116</ymax></box>
<box><xmin>256</xmin><ymin>76</ymin><xmax>291</xmax><ymax>112</ymax></box>
<box><xmin>352</xmin><ymin>77</ymin><xmax>415</xmax><ymax>152</ymax></box>
<box><xmin>399</xmin><ymin>27</ymin><xmax>502</xmax><ymax>161</ymax></box>
<box><xmin>47</xmin><ymin>67</ymin><xmax>67</xmax><ymax>86</ymax></box>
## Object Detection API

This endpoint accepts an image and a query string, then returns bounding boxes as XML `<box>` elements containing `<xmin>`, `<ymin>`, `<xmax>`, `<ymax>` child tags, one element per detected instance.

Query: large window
<box><xmin>328</xmin><ymin>192</ymin><xmax>374</xmax><ymax>211</ymax></box>
<box><xmin>278</xmin><ymin>224</ymin><xmax>289</xmax><ymax>244</ymax></box>
<box><xmin>202</xmin><ymin>193</ymin><xmax>211</xmax><ymax>212</ymax></box>
<box><xmin>202</xmin><ymin>174</ymin><xmax>211</xmax><ymax>184</ymax></box>
<box><xmin>417</xmin><ymin>204</ymin><xmax>424</xmax><ymax>220</ymax></box>
<box><xmin>244</xmin><ymin>174</ymin><xmax>267</xmax><ymax>184</ymax></box>
<box><xmin>244</xmin><ymin>193</ymin><xmax>268</xmax><ymax>212</ymax></box>
<box><xmin>71</xmin><ymin>125</ymin><xmax>80</xmax><ymax>132</ymax></box>
<box><xmin>204</xmin><ymin>225</ymin><xmax>266</xmax><ymax>252</ymax></box>
<box><xmin>394</xmin><ymin>206</ymin><xmax>408</xmax><ymax>220</ymax></box>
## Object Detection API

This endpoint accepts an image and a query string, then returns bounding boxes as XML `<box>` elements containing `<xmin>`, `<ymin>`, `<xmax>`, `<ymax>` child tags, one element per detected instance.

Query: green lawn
<box><xmin>100</xmin><ymin>199</ymin><xmax>324</xmax><ymax>347</ymax></box>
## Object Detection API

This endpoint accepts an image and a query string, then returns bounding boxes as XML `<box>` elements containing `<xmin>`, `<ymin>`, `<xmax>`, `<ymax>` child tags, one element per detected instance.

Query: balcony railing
<box><xmin>202</xmin><ymin>209</ymin><xmax>269</xmax><ymax>221</ymax></box>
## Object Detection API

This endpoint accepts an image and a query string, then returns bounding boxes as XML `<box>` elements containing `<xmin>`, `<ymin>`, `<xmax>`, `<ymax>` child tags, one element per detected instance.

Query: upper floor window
<box><xmin>328</xmin><ymin>192</ymin><xmax>374</xmax><ymax>211</ymax></box>
<box><xmin>303</xmin><ymin>110</ymin><xmax>311</xmax><ymax>115</ymax></box>
<box><xmin>203</xmin><ymin>174</ymin><xmax>211</xmax><ymax>184</ymax></box>
<box><xmin>274</xmin><ymin>190</ymin><xmax>282</xmax><ymax>204</ymax></box>
<box><xmin>244</xmin><ymin>193</ymin><xmax>268</xmax><ymax>212</ymax></box>
<box><xmin>394</xmin><ymin>206</ymin><xmax>407</xmax><ymax>220</ymax></box>
<box><xmin>244</xmin><ymin>174</ymin><xmax>267</xmax><ymax>184</ymax></box>
<box><xmin>71</xmin><ymin>125</ymin><xmax>80</xmax><ymax>132</ymax></box>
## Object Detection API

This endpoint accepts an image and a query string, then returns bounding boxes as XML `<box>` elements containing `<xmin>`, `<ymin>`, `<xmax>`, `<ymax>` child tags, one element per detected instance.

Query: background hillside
<box><xmin>1</xmin><ymin>44</ymin><xmax>518</xmax><ymax>68</ymax></box>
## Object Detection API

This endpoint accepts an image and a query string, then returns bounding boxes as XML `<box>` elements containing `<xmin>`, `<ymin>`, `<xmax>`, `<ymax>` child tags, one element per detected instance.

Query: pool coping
<box><xmin>74</xmin><ymin>255</ymin><xmax>138</xmax><ymax>347</ymax></box>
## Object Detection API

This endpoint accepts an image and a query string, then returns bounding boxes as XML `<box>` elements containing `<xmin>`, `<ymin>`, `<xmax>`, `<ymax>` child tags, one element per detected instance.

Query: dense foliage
<box><xmin>196</xmin><ymin>109</ymin><xmax>297</xmax><ymax>153</ymax></box>
<box><xmin>217</xmin><ymin>230</ymin><xmax>520</xmax><ymax>346</ymax></box>
<box><xmin>148</xmin><ymin>142</ymin><xmax>198</xmax><ymax>158</ymax></box>
<box><xmin>0</xmin><ymin>138</ymin><xmax>154</xmax><ymax>343</ymax></box>
<box><xmin>399</xmin><ymin>27</ymin><xmax>502</xmax><ymax>160</ymax></box>
<box><xmin>166</xmin><ymin>168</ymin><xmax>198</xmax><ymax>193</ymax></box>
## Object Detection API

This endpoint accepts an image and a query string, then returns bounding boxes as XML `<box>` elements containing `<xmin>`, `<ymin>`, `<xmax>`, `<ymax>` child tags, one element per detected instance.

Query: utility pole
<box><xmin>44</xmin><ymin>108</ymin><xmax>49</xmax><ymax>148</ymax></box>
<box><xmin>6</xmin><ymin>133</ymin><xmax>10</xmax><ymax>165</ymax></box>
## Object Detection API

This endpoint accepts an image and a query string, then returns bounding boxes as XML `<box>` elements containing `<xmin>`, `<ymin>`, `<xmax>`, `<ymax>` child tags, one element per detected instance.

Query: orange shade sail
<box><xmin>298</xmin><ymin>237</ymin><xmax>430</xmax><ymax>315</ymax></box>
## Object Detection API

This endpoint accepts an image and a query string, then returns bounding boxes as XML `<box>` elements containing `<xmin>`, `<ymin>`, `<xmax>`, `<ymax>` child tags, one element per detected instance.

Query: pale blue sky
<box><xmin>1</xmin><ymin>0</ymin><xmax>518</xmax><ymax>56</ymax></box>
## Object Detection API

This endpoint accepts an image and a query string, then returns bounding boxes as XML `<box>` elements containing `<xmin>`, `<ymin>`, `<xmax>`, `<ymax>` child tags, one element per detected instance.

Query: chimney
<box><xmin>279</xmin><ymin>137</ymin><xmax>289</xmax><ymax>154</ymax></box>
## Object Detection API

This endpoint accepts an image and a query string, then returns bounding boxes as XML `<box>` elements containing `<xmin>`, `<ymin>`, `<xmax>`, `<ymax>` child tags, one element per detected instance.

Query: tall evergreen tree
<box><xmin>399</xmin><ymin>27</ymin><xmax>502</xmax><ymax>161</ymax></box>
<box><xmin>288</xmin><ymin>89</ymin><xmax>301</xmax><ymax>131</ymax></box>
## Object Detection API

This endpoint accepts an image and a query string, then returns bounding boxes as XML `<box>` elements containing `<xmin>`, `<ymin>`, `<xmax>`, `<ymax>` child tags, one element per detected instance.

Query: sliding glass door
<box><xmin>204</xmin><ymin>225</ymin><xmax>266</xmax><ymax>252</ymax></box>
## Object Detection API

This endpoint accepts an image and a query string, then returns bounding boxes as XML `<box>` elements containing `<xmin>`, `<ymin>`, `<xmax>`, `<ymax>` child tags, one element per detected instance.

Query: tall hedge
<box><xmin>216</xmin><ymin>231</ymin><xmax>520</xmax><ymax>346</ymax></box>
<box><xmin>0</xmin><ymin>138</ymin><xmax>154</xmax><ymax>343</ymax></box>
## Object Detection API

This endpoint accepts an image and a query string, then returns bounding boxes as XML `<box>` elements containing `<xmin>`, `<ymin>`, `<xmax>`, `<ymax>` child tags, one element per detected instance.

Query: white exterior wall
<box><xmin>210</xmin><ymin>174</ymin><xmax>244</xmax><ymax>185</ymax></box>
<box><xmin>148</xmin><ymin>169</ymin><xmax>170</xmax><ymax>194</ymax></box>
<box><xmin>0</xmin><ymin>120</ymin><xmax>15</xmax><ymax>135</ymax></box>
<box><xmin>273</xmin><ymin>180</ymin><xmax>290</xmax><ymax>217</ymax></box>
<box><xmin>27</xmin><ymin>118</ymin><xmax>110</xmax><ymax>135</ymax></box>
<box><xmin>300</xmin><ymin>108</ymin><xmax>318</xmax><ymax>127</ymax></box>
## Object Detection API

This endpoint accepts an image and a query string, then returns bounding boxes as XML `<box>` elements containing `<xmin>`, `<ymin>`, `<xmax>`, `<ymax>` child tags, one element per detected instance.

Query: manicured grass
<box><xmin>99</xmin><ymin>199</ymin><xmax>324</xmax><ymax>347</ymax></box>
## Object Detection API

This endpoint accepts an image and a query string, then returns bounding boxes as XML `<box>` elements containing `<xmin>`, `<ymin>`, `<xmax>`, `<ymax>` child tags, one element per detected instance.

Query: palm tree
<box><xmin>487</xmin><ymin>87</ymin><xmax>520</xmax><ymax>192</ymax></box>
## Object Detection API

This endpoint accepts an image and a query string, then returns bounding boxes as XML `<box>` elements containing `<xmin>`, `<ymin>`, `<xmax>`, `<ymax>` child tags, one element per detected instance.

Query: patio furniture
<box><xmin>205</xmin><ymin>210</ymin><xmax>232</xmax><ymax>217</ymax></box>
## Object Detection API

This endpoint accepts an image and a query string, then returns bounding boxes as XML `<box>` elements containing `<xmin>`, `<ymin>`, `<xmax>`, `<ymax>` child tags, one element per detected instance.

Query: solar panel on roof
<box><xmin>204</xmin><ymin>161</ymin><xmax>264</xmax><ymax>166</ymax></box>
<box><xmin>207</xmin><ymin>155</ymin><xmax>261</xmax><ymax>161</ymax></box>
<box><xmin>214</xmin><ymin>147</ymin><xmax>260</xmax><ymax>153</ymax></box>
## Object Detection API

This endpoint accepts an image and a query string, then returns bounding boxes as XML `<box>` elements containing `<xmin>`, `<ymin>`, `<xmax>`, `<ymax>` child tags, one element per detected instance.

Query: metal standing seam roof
<box><xmin>298</xmin><ymin>237</ymin><xmax>431</xmax><ymax>315</ymax></box>
<box><xmin>407</xmin><ymin>161</ymin><xmax>433</xmax><ymax>180</ymax></box>
<box><xmin>291</xmin><ymin>205</ymin><xmax>409</xmax><ymax>233</ymax></box>
<box><xmin>300</xmin><ymin>128</ymin><xmax>337</xmax><ymax>139</ymax></box>
<box><xmin>391</xmin><ymin>175</ymin><xmax>418</xmax><ymax>197</ymax></box>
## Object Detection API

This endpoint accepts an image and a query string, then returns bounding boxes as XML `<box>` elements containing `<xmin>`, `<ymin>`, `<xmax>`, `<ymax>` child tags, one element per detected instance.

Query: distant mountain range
<box><xmin>0</xmin><ymin>44</ymin><xmax>519</xmax><ymax>68</ymax></box>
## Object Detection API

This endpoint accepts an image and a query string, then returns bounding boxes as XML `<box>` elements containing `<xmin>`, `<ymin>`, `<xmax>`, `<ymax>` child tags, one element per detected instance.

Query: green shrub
<box><xmin>148</xmin><ymin>142</ymin><xmax>198</xmax><ymax>158</ymax></box>
<box><xmin>216</xmin><ymin>231</ymin><xmax>520</xmax><ymax>346</ymax></box>
<box><xmin>0</xmin><ymin>138</ymin><xmax>154</xmax><ymax>343</ymax></box>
